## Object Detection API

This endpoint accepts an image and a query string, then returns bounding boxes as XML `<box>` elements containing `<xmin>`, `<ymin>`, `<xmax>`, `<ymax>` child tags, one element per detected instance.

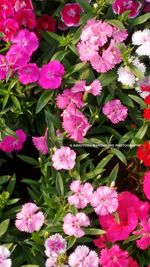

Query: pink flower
<box><xmin>12</xmin><ymin>29</ymin><xmax>39</xmax><ymax>56</ymax></box>
<box><xmin>68</xmin><ymin>180</ymin><xmax>93</xmax><ymax>209</ymax></box>
<box><xmin>56</xmin><ymin>88</ymin><xmax>84</xmax><ymax>109</ymax></box>
<box><xmin>32</xmin><ymin>134</ymin><xmax>49</xmax><ymax>155</ymax></box>
<box><xmin>128</xmin><ymin>257</ymin><xmax>139</xmax><ymax>267</ymax></box>
<box><xmin>0</xmin><ymin>245</ymin><xmax>12</xmax><ymax>267</ymax></box>
<box><xmin>62</xmin><ymin>104</ymin><xmax>91</xmax><ymax>143</ymax></box>
<box><xmin>0</xmin><ymin>129</ymin><xmax>27</xmax><ymax>153</ymax></box>
<box><xmin>14</xmin><ymin>8</ymin><xmax>36</xmax><ymax>29</ymax></box>
<box><xmin>12</xmin><ymin>0</ymin><xmax>33</xmax><ymax>12</ymax></box>
<box><xmin>44</xmin><ymin>234</ymin><xmax>67</xmax><ymax>257</ymax></box>
<box><xmin>63</xmin><ymin>212</ymin><xmax>90</xmax><ymax>238</ymax></box>
<box><xmin>68</xmin><ymin>245</ymin><xmax>99</xmax><ymax>267</ymax></box>
<box><xmin>52</xmin><ymin>146</ymin><xmax>76</xmax><ymax>170</ymax></box>
<box><xmin>0</xmin><ymin>0</ymin><xmax>14</xmax><ymax>19</ymax></box>
<box><xmin>38</xmin><ymin>61</ymin><xmax>65</xmax><ymax>90</ymax></box>
<box><xmin>112</xmin><ymin>0</ymin><xmax>142</xmax><ymax>18</ymax></box>
<box><xmin>133</xmin><ymin>219</ymin><xmax>150</xmax><ymax>250</ymax></box>
<box><xmin>60</xmin><ymin>3</ymin><xmax>82</xmax><ymax>27</ymax></box>
<box><xmin>99</xmin><ymin>245</ymin><xmax>129</xmax><ymax>267</ymax></box>
<box><xmin>102</xmin><ymin>99</ymin><xmax>128</xmax><ymax>124</ymax></box>
<box><xmin>90</xmin><ymin>186</ymin><xmax>118</xmax><ymax>216</ymax></box>
<box><xmin>45</xmin><ymin>257</ymin><xmax>57</xmax><ymax>267</ymax></box>
<box><xmin>17</xmin><ymin>63</ymin><xmax>39</xmax><ymax>85</ymax></box>
<box><xmin>93</xmin><ymin>235</ymin><xmax>108</xmax><ymax>249</ymax></box>
<box><xmin>15</xmin><ymin>203</ymin><xmax>44</xmax><ymax>233</ymax></box>
<box><xmin>112</xmin><ymin>28</ymin><xmax>128</xmax><ymax>42</ymax></box>
<box><xmin>0</xmin><ymin>55</ymin><xmax>8</xmax><ymax>80</ymax></box>
<box><xmin>143</xmin><ymin>171</ymin><xmax>150</xmax><ymax>200</ymax></box>
<box><xmin>72</xmin><ymin>80</ymin><xmax>102</xmax><ymax>96</ymax></box>
<box><xmin>6</xmin><ymin>45</ymin><xmax>30</xmax><ymax>70</ymax></box>
<box><xmin>0</xmin><ymin>18</ymin><xmax>19</xmax><ymax>42</ymax></box>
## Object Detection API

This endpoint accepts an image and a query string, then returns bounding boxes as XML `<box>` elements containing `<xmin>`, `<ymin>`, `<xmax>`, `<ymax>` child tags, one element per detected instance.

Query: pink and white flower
<box><xmin>112</xmin><ymin>0</ymin><xmax>142</xmax><ymax>18</ymax></box>
<box><xmin>52</xmin><ymin>146</ymin><xmax>76</xmax><ymax>170</ymax></box>
<box><xmin>0</xmin><ymin>245</ymin><xmax>12</xmax><ymax>267</ymax></box>
<box><xmin>60</xmin><ymin>3</ymin><xmax>82</xmax><ymax>27</ymax></box>
<box><xmin>44</xmin><ymin>234</ymin><xmax>67</xmax><ymax>257</ymax></box>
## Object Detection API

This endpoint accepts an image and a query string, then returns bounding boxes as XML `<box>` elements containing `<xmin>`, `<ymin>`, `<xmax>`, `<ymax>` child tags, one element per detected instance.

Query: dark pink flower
<box><xmin>12</xmin><ymin>0</ymin><xmax>33</xmax><ymax>12</ymax></box>
<box><xmin>38</xmin><ymin>61</ymin><xmax>65</xmax><ymax>90</ymax></box>
<box><xmin>60</xmin><ymin>3</ymin><xmax>82</xmax><ymax>27</ymax></box>
<box><xmin>112</xmin><ymin>0</ymin><xmax>142</xmax><ymax>19</ymax></box>
<box><xmin>100</xmin><ymin>245</ymin><xmax>129</xmax><ymax>267</ymax></box>
<box><xmin>0</xmin><ymin>0</ymin><xmax>14</xmax><ymax>19</ymax></box>
<box><xmin>6</xmin><ymin>45</ymin><xmax>30</xmax><ymax>70</ymax></box>
<box><xmin>143</xmin><ymin>171</ymin><xmax>150</xmax><ymax>200</ymax></box>
<box><xmin>133</xmin><ymin>219</ymin><xmax>150</xmax><ymax>250</ymax></box>
<box><xmin>56</xmin><ymin>88</ymin><xmax>84</xmax><ymax>109</ymax></box>
<box><xmin>15</xmin><ymin>8</ymin><xmax>36</xmax><ymax>29</ymax></box>
<box><xmin>32</xmin><ymin>134</ymin><xmax>49</xmax><ymax>155</ymax></box>
<box><xmin>0</xmin><ymin>18</ymin><xmax>19</xmax><ymax>42</ymax></box>
<box><xmin>72</xmin><ymin>80</ymin><xmax>102</xmax><ymax>96</ymax></box>
<box><xmin>17</xmin><ymin>63</ymin><xmax>39</xmax><ymax>84</ymax></box>
<box><xmin>36</xmin><ymin>14</ymin><xmax>56</xmax><ymax>33</ymax></box>
<box><xmin>0</xmin><ymin>55</ymin><xmax>8</xmax><ymax>80</ymax></box>
<box><xmin>0</xmin><ymin>129</ymin><xmax>27</xmax><ymax>153</ymax></box>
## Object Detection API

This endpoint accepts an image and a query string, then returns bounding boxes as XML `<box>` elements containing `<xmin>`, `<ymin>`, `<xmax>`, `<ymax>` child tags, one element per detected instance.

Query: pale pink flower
<box><xmin>112</xmin><ymin>28</ymin><xmax>128</xmax><ymax>42</ymax></box>
<box><xmin>56</xmin><ymin>88</ymin><xmax>84</xmax><ymax>109</ymax></box>
<box><xmin>68</xmin><ymin>245</ymin><xmax>99</xmax><ymax>267</ymax></box>
<box><xmin>32</xmin><ymin>134</ymin><xmax>49</xmax><ymax>155</ymax></box>
<box><xmin>62</xmin><ymin>104</ymin><xmax>91</xmax><ymax>143</ymax></box>
<box><xmin>68</xmin><ymin>180</ymin><xmax>93</xmax><ymax>209</ymax></box>
<box><xmin>63</xmin><ymin>212</ymin><xmax>90</xmax><ymax>238</ymax></box>
<box><xmin>0</xmin><ymin>129</ymin><xmax>27</xmax><ymax>153</ymax></box>
<box><xmin>99</xmin><ymin>245</ymin><xmax>129</xmax><ymax>267</ymax></box>
<box><xmin>38</xmin><ymin>61</ymin><xmax>65</xmax><ymax>90</ymax></box>
<box><xmin>17</xmin><ymin>63</ymin><xmax>39</xmax><ymax>85</ymax></box>
<box><xmin>102</xmin><ymin>99</ymin><xmax>128</xmax><ymax>124</ymax></box>
<box><xmin>77</xmin><ymin>42</ymin><xmax>98</xmax><ymax>62</ymax></box>
<box><xmin>0</xmin><ymin>55</ymin><xmax>8</xmax><ymax>80</ymax></box>
<box><xmin>72</xmin><ymin>80</ymin><xmax>102</xmax><ymax>96</ymax></box>
<box><xmin>143</xmin><ymin>171</ymin><xmax>150</xmax><ymax>200</ymax></box>
<box><xmin>45</xmin><ymin>257</ymin><xmax>57</xmax><ymax>267</ymax></box>
<box><xmin>12</xmin><ymin>29</ymin><xmax>39</xmax><ymax>56</ymax></box>
<box><xmin>44</xmin><ymin>234</ymin><xmax>67</xmax><ymax>257</ymax></box>
<box><xmin>0</xmin><ymin>245</ymin><xmax>12</xmax><ymax>267</ymax></box>
<box><xmin>90</xmin><ymin>186</ymin><xmax>118</xmax><ymax>216</ymax></box>
<box><xmin>15</xmin><ymin>203</ymin><xmax>44</xmax><ymax>233</ymax></box>
<box><xmin>52</xmin><ymin>146</ymin><xmax>76</xmax><ymax>170</ymax></box>
<box><xmin>133</xmin><ymin>219</ymin><xmax>150</xmax><ymax>250</ymax></box>
<box><xmin>6</xmin><ymin>45</ymin><xmax>30</xmax><ymax>70</ymax></box>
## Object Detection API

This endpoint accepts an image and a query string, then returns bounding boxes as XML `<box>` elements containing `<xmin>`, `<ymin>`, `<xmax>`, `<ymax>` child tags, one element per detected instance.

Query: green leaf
<box><xmin>84</xmin><ymin>228</ymin><xmax>106</xmax><ymax>235</ymax></box>
<box><xmin>11</xmin><ymin>95</ymin><xmax>21</xmax><ymax>110</ymax></box>
<box><xmin>0</xmin><ymin>175</ymin><xmax>10</xmax><ymax>186</ymax></box>
<box><xmin>129</xmin><ymin>95</ymin><xmax>147</xmax><ymax>108</ymax></box>
<box><xmin>77</xmin><ymin>0</ymin><xmax>92</xmax><ymax>12</ymax></box>
<box><xmin>107</xmin><ymin>163</ymin><xmax>119</xmax><ymax>186</ymax></box>
<box><xmin>82</xmin><ymin>166</ymin><xmax>104</xmax><ymax>181</ymax></box>
<box><xmin>116</xmin><ymin>90</ymin><xmax>134</xmax><ymax>108</ymax></box>
<box><xmin>98</xmin><ymin>70</ymin><xmax>117</xmax><ymax>87</ymax></box>
<box><xmin>107</xmin><ymin>19</ymin><xmax>125</xmax><ymax>29</ymax></box>
<box><xmin>6</xmin><ymin>174</ymin><xmax>16</xmax><ymax>196</ymax></box>
<box><xmin>32</xmin><ymin>232</ymin><xmax>43</xmax><ymax>245</ymax></box>
<box><xmin>20</xmin><ymin>265</ymin><xmax>39</xmax><ymax>267</ymax></box>
<box><xmin>129</xmin><ymin>64</ymin><xmax>145</xmax><ymax>80</ymax></box>
<box><xmin>45</xmin><ymin>109</ymin><xmax>61</xmax><ymax>129</ymax></box>
<box><xmin>67</xmin><ymin>237</ymin><xmax>77</xmax><ymax>250</ymax></box>
<box><xmin>131</xmin><ymin>123</ymin><xmax>148</xmax><ymax>145</ymax></box>
<box><xmin>36</xmin><ymin>91</ymin><xmax>53</xmax><ymax>114</ymax></box>
<box><xmin>56</xmin><ymin>173</ymin><xmax>64</xmax><ymax>196</ymax></box>
<box><xmin>123</xmin><ymin>234</ymin><xmax>141</xmax><ymax>244</ymax></box>
<box><xmin>111</xmin><ymin>148</ymin><xmax>127</xmax><ymax>165</ymax></box>
<box><xmin>17</xmin><ymin>155</ymin><xmax>38</xmax><ymax>166</ymax></box>
<box><xmin>51</xmin><ymin>50</ymin><xmax>68</xmax><ymax>61</ymax></box>
<box><xmin>97</xmin><ymin>154</ymin><xmax>114</xmax><ymax>169</ymax></box>
<box><xmin>0</xmin><ymin>219</ymin><xmax>10</xmax><ymax>237</ymax></box>
<box><xmin>129</xmin><ymin>13</ymin><xmax>150</xmax><ymax>28</ymax></box>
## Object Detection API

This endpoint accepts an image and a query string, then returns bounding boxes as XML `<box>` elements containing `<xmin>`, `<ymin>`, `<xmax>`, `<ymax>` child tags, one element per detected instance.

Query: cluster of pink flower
<box><xmin>0</xmin><ymin>129</ymin><xmax>27</xmax><ymax>152</ymax></box>
<box><xmin>102</xmin><ymin>99</ymin><xmax>128</xmax><ymax>124</ymax></box>
<box><xmin>56</xmin><ymin>80</ymin><xmax>102</xmax><ymax>142</ymax></box>
<box><xmin>77</xmin><ymin>19</ymin><xmax>128</xmax><ymax>73</ymax></box>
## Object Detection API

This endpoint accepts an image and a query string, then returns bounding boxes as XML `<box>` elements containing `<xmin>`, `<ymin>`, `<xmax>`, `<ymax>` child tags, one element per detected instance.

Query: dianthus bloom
<box><xmin>60</xmin><ymin>3</ymin><xmax>82</xmax><ymax>27</ymax></box>
<box><xmin>90</xmin><ymin>186</ymin><xmax>118</xmax><ymax>216</ymax></box>
<box><xmin>135</xmin><ymin>76</ymin><xmax>150</xmax><ymax>99</ymax></box>
<box><xmin>15</xmin><ymin>203</ymin><xmax>44</xmax><ymax>233</ymax></box>
<box><xmin>0</xmin><ymin>18</ymin><xmax>19</xmax><ymax>42</ymax></box>
<box><xmin>112</xmin><ymin>0</ymin><xmax>142</xmax><ymax>18</ymax></box>
<box><xmin>36</xmin><ymin>14</ymin><xmax>56</xmax><ymax>33</ymax></box>
<box><xmin>102</xmin><ymin>99</ymin><xmax>128</xmax><ymax>124</ymax></box>
<box><xmin>17</xmin><ymin>63</ymin><xmax>39</xmax><ymax>85</ymax></box>
<box><xmin>143</xmin><ymin>108</ymin><xmax>150</xmax><ymax>120</ymax></box>
<box><xmin>52</xmin><ymin>146</ymin><xmax>76</xmax><ymax>170</ymax></box>
<box><xmin>0</xmin><ymin>245</ymin><xmax>12</xmax><ymax>267</ymax></box>
<box><xmin>77</xmin><ymin>19</ymin><xmax>127</xmax><ymax>73</ymax></box>
<box><xmin>132</xmin><ymin>29</ymin><xmax>150</xmax><ymax>58</ymax></box>
<box><xmin>62</xmin><ymin>104</ymin><xmax>91</xmax><ymax>142</ymax></box>
<box><xmin>0</xmin><ymin>129</ymin><xmax>27</xmax><ymax>153</ymax></box>
<box><xmin>72</xmin><ymin>80</ymin><xmax>102</xmax><ymax>96</ymax></box>
<box><xmin>68</xmin><ymin>245</ymin><xmax>99</xmax><ymax>267</ymax></box>
<box><xmin>6</xmin><ymin>44</ymin><xmax>30</xmax><ymax>70</ymax></box>
<box><xmin>38</xmin><ymin>61</ymin><xmax>65</xmax><ymax>90</ymax></box>
<box><xmin>137</xmin><ymin>141</ymin><xmax>150</xmax><ymax>166</ymax></box>
<box><xmin>12</xmin><ymin>0</ymin><xmax>33</xmax><ymax>12</ymax></box>
<box><xmin>56</xmin><ymin>88</ymin><xmax>84</xmax><ymax>109</ymax></box>
<box><xmin>133</xmin><ymin>218</ymin><xmax>150</xmax><ymax>250</ymax></box>
<box><xmin>14</xmin><ymin>9</ymin><xmax>36</xmax><ymax>29</ymax></box>
<box><xmin>45</xmin><ymin>234</ymin><xmax>67</xmax><ymax>257</ymax></box>
<box><xmin>32</xmin><ymin>133</ymin><xmax>49</xmax><ymax>155</ymax></box>
<box><xmin>68</xmin><ymin>180</ymin><xmax>93</xmax><ymax>209</ymax></box>
<box><xmin>0</xmin><ymin>55</ymin><xmax>8</xmax><ymax>80</ymax></box>
<box><xmin>99</xmin><ymin>245</ymin><xmax>130</xmax><ymax>267</ymax></box>
<box><xmin>63</xmin><ymin>212</ymin><xmax>90</xmax><ymax>238</ymax></box>
<box><xmin>143</xmin><ymin>171</ymin><xmax>150</xmax><ymax>200</ymax></box>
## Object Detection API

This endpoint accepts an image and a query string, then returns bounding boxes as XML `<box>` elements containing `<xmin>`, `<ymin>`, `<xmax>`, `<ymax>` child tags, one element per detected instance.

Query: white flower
<box><xmin>132</xmin><ymin>29</ymin><xmax>150</xmax><ymax>58</ymax></box>
<box><xmin>132</xmin><ymin>58</ymin><xmax>146</xmax><ymax>74</ymax></box>
<box><xmin>118</xmin><ymin>66</ymin><xmax>135</xmax><ymax>87</ymax></box>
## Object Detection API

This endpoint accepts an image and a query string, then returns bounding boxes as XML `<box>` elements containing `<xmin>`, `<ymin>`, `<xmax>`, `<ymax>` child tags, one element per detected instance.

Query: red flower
<box><xmin>145</xmin><ymin>95</ymin><xmax>150</xmax><ymax>105</ymax></box>
<box><xmin>12</xmin><ymin>0</ymin><xmax>33</xmax><ymax>12</ymax></box>
<box><xmin>36</xmin><ymin>14</ymin><xmax>56</xmax><ymax>33</ymax></box>
<box><xmin>112</xmin><ymin>0</ymin><xmax>142</xmax><ymax>19</ymax></box>
<box><xmin>137</xmin><ymin>141</ymin><xmax>150</xmax><ymax>166</ymax></box>
<box><xmin>0</xmin><ymin>18</ymin><xmax>19</xmax><ymax>42</ymax></box>
<box><xmin>15</xmin><ymin>9</ymin><xmax>36</xmax><ymax>29</ymax></box>
<box><xmin>140</xmin><ymin>84</ymin><xmax>150</xmax><ymax>92</ymax></box>
<box><xmin>143</xmin><ymin>108</ymin><xmax>150</xmax><ymax>120</ymax></box>
<box><xmin>60</xmin><ymin>3</ymin><xmax>82</xmax><ymax>27</ymax></box>
<box><xmin>0</xmin><ymin>0</ymin><xmax>14</xmax><ymax>19</ymax></box>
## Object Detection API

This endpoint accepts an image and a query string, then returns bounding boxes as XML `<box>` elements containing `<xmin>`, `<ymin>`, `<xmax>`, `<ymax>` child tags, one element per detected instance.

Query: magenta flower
<box><xmin>12</xmin><ymin>0</ymin><xmax>33</xmax><ymax>12</ymax></box>
<box><xmin>0</xmin><ymin>18</ymin><xmax>19</xmax><ymax>42</ymax></box>
<box><xmin>56</xmin><ymin>88</ymin><xmax>84</xmax><ymax>109</ymax></box>
<box><xmin>72</xmin><ymin>80</ymin><xmax>102</xmax><ymax>96</ymax></box>
<box><xmin>63</xmin><ymin>212</ymin><xmax>90</xmax><ymax>238</ymax></box>
<box><xmin>0</xmin><ymin>0</ymin><xmax>14</xmax><ymax>19</ymax></box>
<box><xmin>0</xmin><ymin>55</ymin><xmax>8</xmax><ymax>80</ymax></box>
<box><xmin>17</xmin><ymin>63</ymin><xmax>39</xmax><ymax>85</ymax></box>
<box><xmin>14</xmin><ymin>9</ymin><xmax>36</xmax><ymax>29</ymax></box>
<box><xmin>99</xmin><ymin>245</ymin><xmax>129</xmax><ymax>267</ymax></box>
<box><xmin>62</xmin><ymin>104</ymin><xmax>91</xmax><ymax>143</ymax></box>
<box><xmin>32</xmin><ymin>133</ymin><xmax>49</xmax><ymax>155</ymax></box>
<box><xmin>12</xmin><ymin>29</ymin><xmax>39</xmax><ymax>56</ymax></box>
<box><xmin>52</xmin><ymin>146</ymin><xmax>76</xmax><ymax>170</ymax></box>
<box><xmin>38</xmin><ymin>61</ymin><xmax>65</xmax><ymax>90</ymax></box>
<box><xmin>68</xmin><ymin>180</ymin><xmax>93</xmax><ymax>209</ymax></box>
<box><xmin>45</xmin><ymin>234</ymin><xmax>67</xmax><ymax>257</ymax></box>
<box><xmin>6</xmin><ymin>45</ymin><xmax>30</xmax><ymax>70</ymax></box>
<box><xmin>143</xmin><ymin>171</ymin><xmax>150</xmax><ymax>200</ymax></box>
<box><xmin>68</xmin><ymin>245</ymin><xmax>99</xmax><ymax>267</ymax></box>
<box><xmin>60</xmin><ymin>3</ymin><xmax>82</xmax><ymax>27</ymax></box>
<box><xmin>112</xmin><ymin>0</ymin><xmax>142</xmax><ymax>18</ymax></box>
<box><xmin>133</xmin><ymin>219</ymin><xmax>150</xmax><ymax>250</ymax></box>
<box><xmin>102</xmin><ymin>99</ymin><xmax>128</xmax><ymax>124</ymax></box>
<box><xmin>0</xmin><ymin>129</ymin><xmax>27</xmax><ymax>153</ymax></box>
<box><xmin>90</xmin><ymin>186</ymin><xmax>118</xmax><ymax>216</ymax></box>
<box><xmin>0</xmin><ymin>245</ymin><xmax>12</xmax><ymax>267</ymax></box>
<box><xmin>15</xmin><ymin>203</ymin><xmax>44</xmax><ymax>233</ymax></box>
